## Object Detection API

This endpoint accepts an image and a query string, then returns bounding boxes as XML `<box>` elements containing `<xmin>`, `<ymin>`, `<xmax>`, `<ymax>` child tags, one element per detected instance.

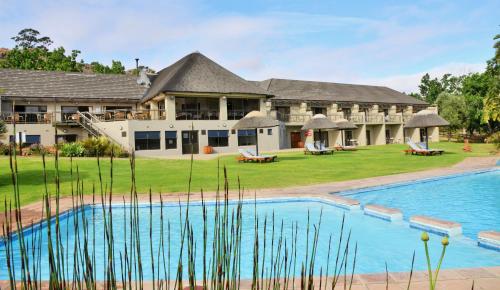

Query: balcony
<box><xmin>347</xmin><ymin>114</ymin><xmax>365</xmax><ymax>124</ymax></box>
<box><xmin>385</xmin><ymin>114</ymin><xmax>403</xmax><ymax>124</ymax></box>
<box><xmin>366</xmin><ymin>114</ymin><xmax>384</xmax><ymax>124</ymax></box>
<box><xmin>403</xmin><ymin>114</ymin><xmax>414</xmax><ymax>123</ymax></box>
<box><xmin>275</xmin><ymin>112</ymin><xmax>312</xmax><ymax>124</ymax></box>
<box><xmin>0</xmin><ymin>112</ymin><xmax>53</xmax><ymax>124</ymax></box>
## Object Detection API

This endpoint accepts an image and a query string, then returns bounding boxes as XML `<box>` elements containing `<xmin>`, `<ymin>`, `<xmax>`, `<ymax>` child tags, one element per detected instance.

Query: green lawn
<box><xmin>0</xmin><ymin>142</ymin><xmax>496</xmax><ymax>211</ymax></box>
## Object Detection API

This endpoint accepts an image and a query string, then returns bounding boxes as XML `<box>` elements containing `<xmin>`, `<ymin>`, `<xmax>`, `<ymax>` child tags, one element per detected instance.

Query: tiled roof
<box><xmin>142</xmin><ymin>52</ymin><xmax>269</xmax><ymax>101</ymax></box>
<box><xmin>0</xmin><ymin>69</ymin><xmax>146</xmax><ymax>101</ymax></box>
<box><xmin>253</xmin><ymin>78</ymin><xmax>427</xmax><ymax>105</ymax></box>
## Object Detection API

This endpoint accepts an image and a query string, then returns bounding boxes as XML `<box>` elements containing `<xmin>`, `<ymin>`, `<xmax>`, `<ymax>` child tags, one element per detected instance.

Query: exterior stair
<box><xmin>74</xmin><ymin>111</ymin><xmax>130</xmax><ymax>152</ymax></box>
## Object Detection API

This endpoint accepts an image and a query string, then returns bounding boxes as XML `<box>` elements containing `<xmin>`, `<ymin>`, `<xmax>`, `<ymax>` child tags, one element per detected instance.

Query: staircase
<box><xmin>74</xmin><ymin>111</ymin><xmax>129</xmax><ymax>152</ymax></box>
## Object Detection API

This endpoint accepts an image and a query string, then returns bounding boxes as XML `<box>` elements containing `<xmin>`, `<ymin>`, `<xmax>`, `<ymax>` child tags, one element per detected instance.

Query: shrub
<box><xmin>0</xmin><ymin>141</ymin><xmax>9</xmax><ymax>155</ymax></box>
<box><xmin>28</xmin><ymin>143</ymin><xmax>46</xmax><ymax>155</ymax></box>
<box><xmin>485</xmin><ymin>131</ymin><xmax>500</xmax><ymax>149</ymax></box>
<box><xmin>60</xmin><ymin>142</ymin><xmax>84</xmax><ymax>157</ymax></box>
<box><xmin>81</xmin><ymin>136</ymin><xmax>128</xmax><ymax>157</ymax></box>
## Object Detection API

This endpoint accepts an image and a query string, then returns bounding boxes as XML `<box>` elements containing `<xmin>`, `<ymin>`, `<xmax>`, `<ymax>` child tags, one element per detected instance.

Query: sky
<box><xmin>0</xmin><ymin>0</ymin><xmax>498</xmax><ymax>93</ymax></box>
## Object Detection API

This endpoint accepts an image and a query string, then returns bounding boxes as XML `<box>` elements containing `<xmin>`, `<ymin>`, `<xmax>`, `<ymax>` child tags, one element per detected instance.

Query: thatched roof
<box><xmin>404</xmin><ymin>110</ymin><xmax>450</xmax><ymax>128</ymax></box>
<box><xmin>301</xmin><ymin>114</ymin><xmax>339</xmax><ymax>130</ymax></box>
<box><xmin>254</xmin><ymin>78</ymin><xmax>428</xmax><ymax>105</ymax></box>
<box><xmin>232</xmin><ymin>111</ymin><xmax>279</xmax><ymax>129</ymax></box>
<box><xmin>334</xmin><ymin>118</ymin><xmax>358</xmax><ymax>130</ymax></box>
<box><xmin>142</xmin><ymin>52</ymin><xmax>269</xmax><ymax>101</ymax></box>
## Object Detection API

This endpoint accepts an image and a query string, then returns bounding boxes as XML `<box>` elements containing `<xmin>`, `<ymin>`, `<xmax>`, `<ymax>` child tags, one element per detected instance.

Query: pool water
<box><xmin>346</xmin><ymin>169</ymin><xmax>500</xmax><ymax>239</ymax></box>
<box><xmin>1</xmin><ymin>199</ymin><xmax>499</xmax><ymax>281</ymax></box>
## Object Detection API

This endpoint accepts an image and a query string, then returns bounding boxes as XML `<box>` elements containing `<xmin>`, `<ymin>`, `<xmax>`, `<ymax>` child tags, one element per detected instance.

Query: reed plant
<box><xmin>1</xmin><ymin>136</ymin><xmax>442</xmax><ymax>289</ymax></box>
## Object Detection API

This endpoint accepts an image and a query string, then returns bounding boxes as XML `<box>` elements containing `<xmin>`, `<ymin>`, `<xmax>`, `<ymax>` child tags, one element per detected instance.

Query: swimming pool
<box><xmin>345</xmin><ymin>169</ymin><xmax>500</xmax><ymax>239</ymax></box>
<box><xmin>1</xmin><ymin>198</ymin><xmax>499</xmax><ymax>281</ymax></box>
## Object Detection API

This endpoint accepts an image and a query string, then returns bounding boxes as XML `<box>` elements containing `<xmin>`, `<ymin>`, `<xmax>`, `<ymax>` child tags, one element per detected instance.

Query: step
<box><xmin>478</xmin><ymin>231</ymin><xmax>500</xmax><ymax>251</ymax></box>
<box><xmin>328</xmin><ymin>196</ymin><xmax>360</xmax><ymax>210</ymax></box>
<box><xmin>409</xmin><ymin>215</ymin><xmax>462</xmax><ymax>237</ymax></box>
<box><xmin>364</xmin><ymin>204</ymin><xmax>403</xmax><ymax>221</ymax></box>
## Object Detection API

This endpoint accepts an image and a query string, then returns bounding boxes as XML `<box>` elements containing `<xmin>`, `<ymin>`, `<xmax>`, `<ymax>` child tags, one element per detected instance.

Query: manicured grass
<box><xmin>0</xmin><ymin>142</ymin><xmax>496</xmax><ymax>211</ymax></box>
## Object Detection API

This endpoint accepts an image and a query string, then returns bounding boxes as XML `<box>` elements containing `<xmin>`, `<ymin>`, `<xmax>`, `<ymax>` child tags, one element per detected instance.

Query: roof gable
<box><xmin>142</xmin><ymin>52</ymin><xmax>268</xmax><ymax>101</ymax></box>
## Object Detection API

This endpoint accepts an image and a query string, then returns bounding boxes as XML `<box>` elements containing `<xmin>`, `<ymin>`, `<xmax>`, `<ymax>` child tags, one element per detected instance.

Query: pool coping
<box><xmin>1</xmin><ymin>266</ymin><xmax>500</xmax><ymax>289</ymax></box>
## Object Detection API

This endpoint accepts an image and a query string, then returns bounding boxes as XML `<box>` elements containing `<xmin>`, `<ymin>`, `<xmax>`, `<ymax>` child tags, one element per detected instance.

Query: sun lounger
<box><xmin>237</xmin><ymin>149</ymin><xmax>277</xmax><ymax>162</ymax></box>
<box><xmin>334</xmin><ymin>144</ymin><xmax>358</xmax><ymax>151</ymax></box>
<box><xmin>404</xmin><ymin>139</ymin><xmax>443</xmax><ymax>156</ymax></box>
<box><xmin>304</xmin><ymin>143</ymin><xmax>333</xmax><ymax>155</ymax></box>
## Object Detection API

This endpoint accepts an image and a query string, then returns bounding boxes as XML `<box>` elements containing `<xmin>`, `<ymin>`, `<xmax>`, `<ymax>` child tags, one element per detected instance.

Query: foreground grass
<box><xmin>0</xmin><ymin>142</ymin><xmax>496</xmax><ymax>211</ymax></box>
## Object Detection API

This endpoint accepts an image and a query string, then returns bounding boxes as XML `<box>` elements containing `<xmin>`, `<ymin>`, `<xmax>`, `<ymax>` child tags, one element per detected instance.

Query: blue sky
<box><xmin>1</xmin><ymin>0</ymin><xmax>499</xmax><ymax>92</ymax></box>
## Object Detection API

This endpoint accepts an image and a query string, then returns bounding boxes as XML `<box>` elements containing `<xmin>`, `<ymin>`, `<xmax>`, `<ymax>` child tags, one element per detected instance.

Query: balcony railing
<box><xmin>403</xmin><ymin>114</ymin><xmax>414</xmax><ymax>122</ymax></box>
<box><xmin>366</xmin><ymin>114</ymin><xmax>384</xmax><ymax>124</ymax></box>
<box><xmin>175</xmin><ymin>109</ymin><xmax>219</xmax><ymax>120</ymax></box>
<box><xmin>328</xmin><ymin>115</ymin><xmax>344</xmax><ymax>121</ymax></box>
<box><xmin>385</xmin><ymin>114</ymin><xmax>403</xmax><ymax>123</ymax></box>
<box><xmin>0</xmin><ymin>112</ymin><xmax>53</xmax><ymax>124</ymax></box>
<box><xmin>348</xmin><ymin>114</ymin><xmax>365</xmax><ymax>123</ymax></box>
<box><xmin>275</xmin><ymin>112</ymin><xmax>312</xmax><ymax>123</ymax></box>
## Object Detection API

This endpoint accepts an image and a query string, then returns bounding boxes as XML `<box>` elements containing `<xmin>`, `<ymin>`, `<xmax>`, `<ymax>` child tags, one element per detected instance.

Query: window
<box><xmin>56</xmin><ymin>134</ymin><xmax>78</xmax><ymax>143</ymax></box>
<box><xmin>311</xmin><ymin>107</ymin><xmax>326</xmax><ymax>115</ymax></box>
<box><xmin>165</xmin><ymin>131</ymin><xmax>177</xmax><ymax>149</ymax></box>
<box><xmin>237</xmin><ymin>129</ymin><xmax>256</xmax><ymax>146</ymax></box>
<box><xmin>227</xmin><ymin>98</ymin><xmax>260</xmax><ymax>120</ymax></box>
<box><xmin>135</xmin><ymin>131</ymin><xmax>160</xmax><ymax>150</ymax></box>
<box><xmin>175</xmin><ymin>97</ymin><xmax>219</xmax><ymax>120</ymax></box>
<box><xmin>61</xmin><ymin>106</ymin><xmax>91</xmax><ymax>122</ymax></box>
<box><xmin>267</xmin><ymin>128</ymin><xmax>273</xmax><ymax>135</ymax></box>
<box><xmin>208</xmin><ymin>130</ymin><xmax>229</xmax><ymax>147</ymax></box>
<box><xmin>9</xmin><ymin>134</ymin><xmax>41</xmax><ymax>145</ymax></box>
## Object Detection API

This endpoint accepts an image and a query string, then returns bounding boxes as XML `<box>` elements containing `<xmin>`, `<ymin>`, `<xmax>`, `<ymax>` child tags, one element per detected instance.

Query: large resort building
<box><xmin>0</xmin><ymin>52</ymin><xmax>437</xmax><ymax>157</ymax></box>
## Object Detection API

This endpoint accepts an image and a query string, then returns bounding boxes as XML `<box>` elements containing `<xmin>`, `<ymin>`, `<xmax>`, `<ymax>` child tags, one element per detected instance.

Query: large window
<box><xmin>208</xmin><ymin>130</ymin><xmax>229</xmax><ymax>147</ymax></box>
<box><xmin>227</xmin><ymin>98</ymin><xmax>260</xmax><ymax>120</ymax></box>
<box><xmin>165</xmin><ymin>131</ymin><xmax>177</xmax><ymax>149</ymax></box>
<box><xmin>61</xmin><ymin>106</ymin><xmax>91</xmax><ymax>122</ymax></box>
<box><xmin>9</xmin><ymin>134</ymin><xmax>41</xmax><ymax>145</ymax></box>
<box><xmin>176</xmin><ymin>97</ymin><xmax>219</xmax><ymax>120</ymax></box>
<box><xmin>135</xmin><ymin>131</ymin><xmax>160</xmax><ymax>150</ymax></box>
<box><xmin>237</xmin><ymin>129</ymin><xmax>256</xmax><ymax>146</ymax></box>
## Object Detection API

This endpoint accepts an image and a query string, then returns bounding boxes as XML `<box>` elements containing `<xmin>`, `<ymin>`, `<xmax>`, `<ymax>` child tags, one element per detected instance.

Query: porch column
<box><xmin>150</xmin><ymin>101</ymin><xmax>159</xmax><ymax>120</ymax></box>
<box><xmin>220</xmin><ymin>96</ymin><xmax>228</xmax><ymax>120</ymax></box>
<box><xmin>166</xmin><ymin>95</ymin><xmax>176</xmax><ymax>121</ymax></box>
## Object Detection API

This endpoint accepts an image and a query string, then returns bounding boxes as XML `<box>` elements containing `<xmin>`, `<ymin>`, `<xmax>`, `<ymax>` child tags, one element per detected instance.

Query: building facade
<box><xmin>0</xmin><ymin>52</ymin><xmax>438</xmax><ymax>157</ymax></box>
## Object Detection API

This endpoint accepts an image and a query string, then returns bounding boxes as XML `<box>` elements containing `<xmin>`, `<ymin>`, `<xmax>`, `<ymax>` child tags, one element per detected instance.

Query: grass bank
<box><xmin>0</xmin><ymin>142</ymin><xmax>495</xmax><ymax>211</ymax></box>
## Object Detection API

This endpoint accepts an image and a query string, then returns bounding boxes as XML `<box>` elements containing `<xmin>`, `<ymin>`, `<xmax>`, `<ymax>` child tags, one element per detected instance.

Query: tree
<box><xmin>0</xmin><ymin>46</ymin><xmax>84</xmax><ymax>72</ymax></box>
<box><xmin>436</xmin><ymin>92</ymin><xmax>467</xmax><ymax>139</ymax></box>
<box><xmin>90</xmin><ymin>60</ymin><xmax>125</xmax><ymax>74</ymax></box>
<box><xmin>418</xmin><ymin>73</ymin><xmax>463</xmax><ymax>104</ymax></box>
<box><xmin>11</xmin><ymin>28</ymin><xmax>53</xmax><ymax>49</ymax></box>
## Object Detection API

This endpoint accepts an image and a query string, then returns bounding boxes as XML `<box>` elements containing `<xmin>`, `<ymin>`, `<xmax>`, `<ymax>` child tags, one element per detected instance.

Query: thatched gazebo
<box><xmin>301</xmin><ymin>114</ymin><xmax>339</xmax><ymax>146</ymax></box>
<box><xmin>334</xmin><ymin>119</ymin><xmax>357</xmax><ymax>146</ymax></box>
<box><xmin>404</xmin><ymin>110</ymin><xmax>449</xmax><ymax>149</ymax></box>
<box><xmin>232</xmin><ymin>111</ymin><xmax>279</xmax><ymax>155</ymax></box>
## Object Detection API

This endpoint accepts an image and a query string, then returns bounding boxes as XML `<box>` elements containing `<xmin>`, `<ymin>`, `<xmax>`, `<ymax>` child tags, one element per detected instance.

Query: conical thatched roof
<box><xmin>301</xmin><ymin>114</ymin><xmax>339</xmax><ymax>130</ymax></box>
<box><xmin>334</xmin><ymin>118</ymin><xmax>357</xmax><ymax>130</ymax></box>
<box><xmin>404</xmin><ymin>110</ymin><xmax>449</xmax><ymax>128</ymax></box>
<box><xmin>232</xmin><ymin>111</ymin><xmax>279</xmax><ymax>129</ymax></box>
<box><xmin>142</xmin><ymin>52</ymin><xmax>269</xmax><ymax>102</ymax></box>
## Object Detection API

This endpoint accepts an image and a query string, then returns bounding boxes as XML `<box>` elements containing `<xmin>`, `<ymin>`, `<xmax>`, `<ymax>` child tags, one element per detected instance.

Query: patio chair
<box><xmin>304</xmin><ymin>143</ymin><xmax>332</xmax><ymax>155</ymax></box>
<box><xmin>405</xmin><ymin>139</ymin><xmax>443</xmax><ymax>156</ymax></box>
<box><xmin>334</xmin><ymin>144</ymin><xmax>358</xmax><ymax>151</ymax></box>
<box><xmin>247</xmin><ymin>149</ymin><xmax>277</xmax><ymax>161</ymax></box>
<box><xmin>237</xmin><ymin>149</ymin><xmax>276</xmax><ymax>163</ymax></box>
